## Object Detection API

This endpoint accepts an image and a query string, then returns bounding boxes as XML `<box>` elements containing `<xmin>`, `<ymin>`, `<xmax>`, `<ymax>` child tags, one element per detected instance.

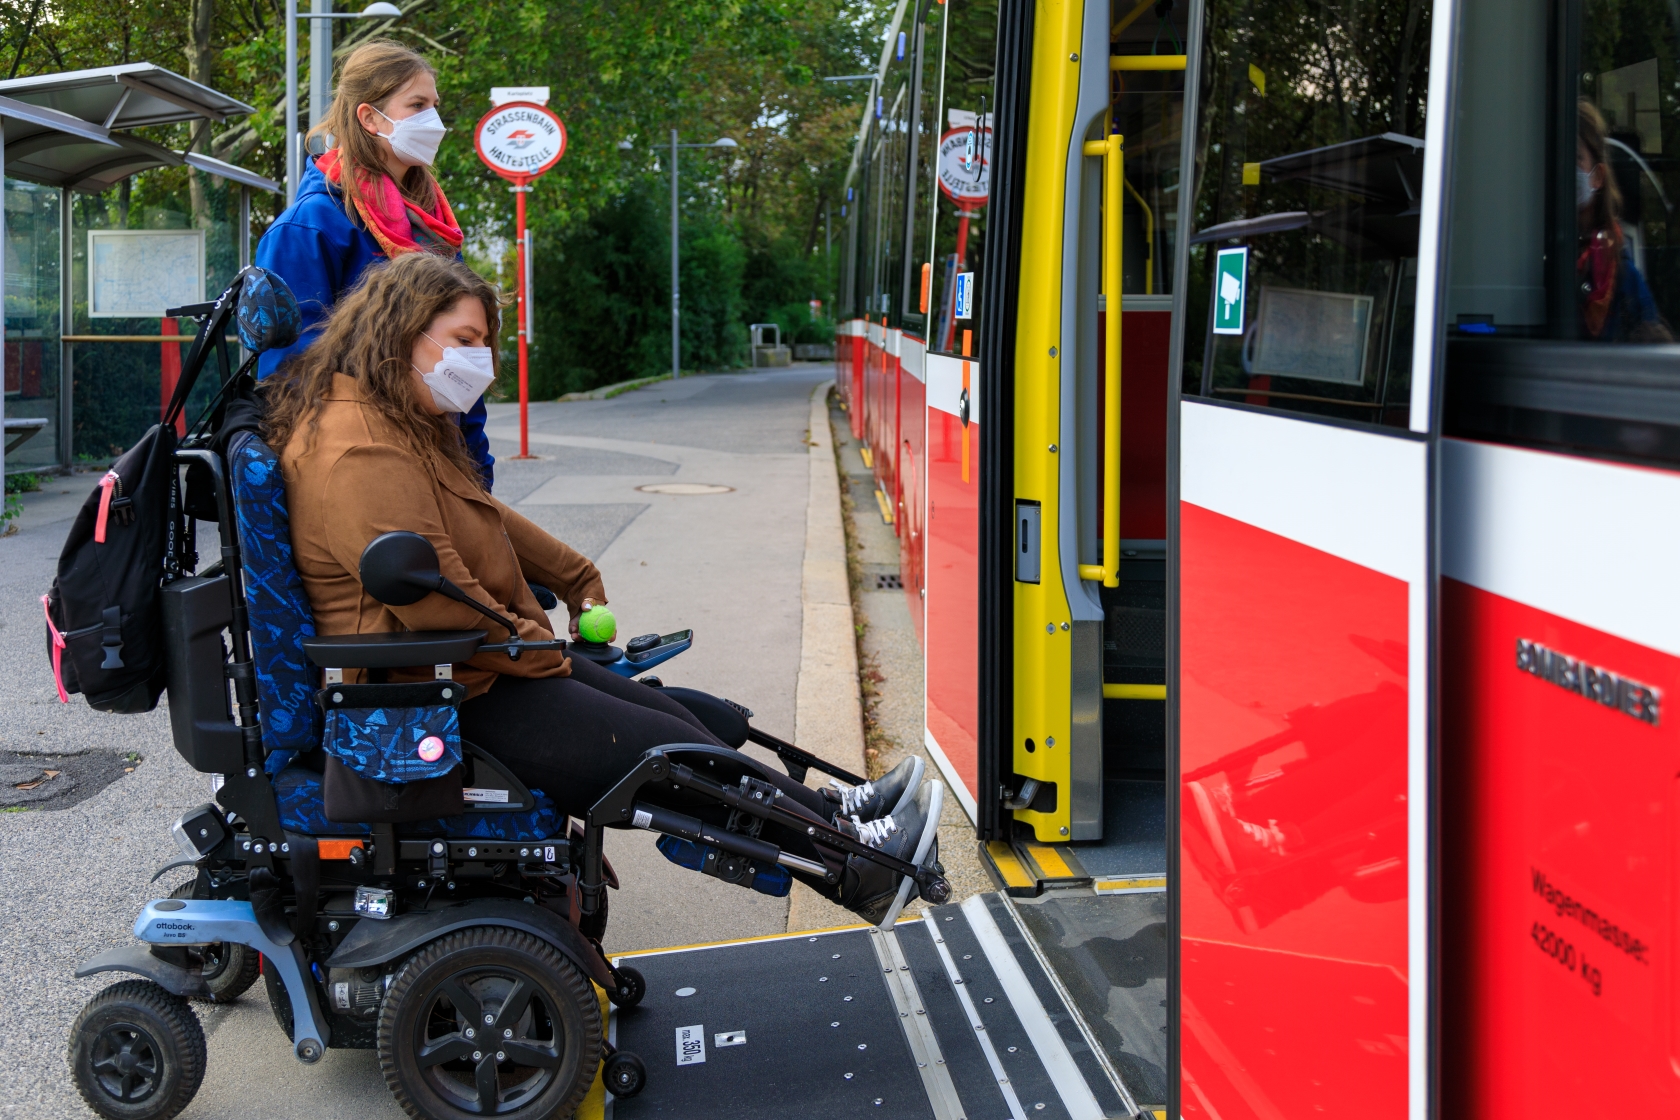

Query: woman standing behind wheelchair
<box><xmin>255</xmin><ymin>39</ymin><xmax>495</xmax><ymax>488</ymax></box>
<box><xmin>263</xmin><ymin>250</ymin><xmax>937</xmax><ymax>920</ymax></box>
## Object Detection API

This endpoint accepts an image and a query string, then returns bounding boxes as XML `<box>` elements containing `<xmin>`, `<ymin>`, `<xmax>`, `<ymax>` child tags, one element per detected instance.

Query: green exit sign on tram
<box><xmin>1213</xmin><ymin>247</ymin><xmax>1249</xmax><ymax>335</ymax></box>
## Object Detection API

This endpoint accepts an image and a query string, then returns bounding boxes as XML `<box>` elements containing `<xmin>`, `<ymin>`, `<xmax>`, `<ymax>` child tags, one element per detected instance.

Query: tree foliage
<box><xmin>2</xmin><ymin>0</ymin><xmax>889</xmax><ymax>393</ymax></box>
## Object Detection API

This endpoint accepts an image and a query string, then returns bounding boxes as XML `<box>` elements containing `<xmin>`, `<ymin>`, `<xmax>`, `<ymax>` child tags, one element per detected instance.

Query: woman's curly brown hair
<box><xmin>262</xmin><ymin>252</ymin><xmax>503</xmax><ymax>487</ymax></box>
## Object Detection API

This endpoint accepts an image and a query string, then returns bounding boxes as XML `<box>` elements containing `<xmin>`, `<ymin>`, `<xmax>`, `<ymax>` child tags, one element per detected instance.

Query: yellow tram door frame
<box><xmin>1010</xmin><ymin>2</ymin><xmax>1183</xmax><ymax>843</ymax></box>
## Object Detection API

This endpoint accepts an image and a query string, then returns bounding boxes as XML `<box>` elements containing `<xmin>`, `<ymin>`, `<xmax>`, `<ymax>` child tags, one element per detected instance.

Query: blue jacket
<box><xmin>253</xmin><ymin>157</ymin><xmax>494</xmax><ymax>487</ymax></box>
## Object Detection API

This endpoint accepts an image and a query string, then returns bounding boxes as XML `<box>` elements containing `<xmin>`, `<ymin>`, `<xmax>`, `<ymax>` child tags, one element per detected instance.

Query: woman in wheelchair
<box><xmin>262</xmin><ymin>251</ymin><xmax>936</xmax><ymax>918</ymax></box>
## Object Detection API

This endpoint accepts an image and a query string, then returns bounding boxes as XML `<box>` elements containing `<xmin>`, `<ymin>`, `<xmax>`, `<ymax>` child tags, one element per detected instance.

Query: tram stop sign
<box><xmin>937</xmin><ymin>125</ymin><xmax>991</xmax><ymax>204</ymax></box>
<box><xmin>1213</xmin><ymin>246</ymin><xmax>1249</xmax><ymax>335</ymax></box>
<box><xmin>474</xmin><ymin>101</ymin><xmax>567</xmax><ymax>183</ymax></box>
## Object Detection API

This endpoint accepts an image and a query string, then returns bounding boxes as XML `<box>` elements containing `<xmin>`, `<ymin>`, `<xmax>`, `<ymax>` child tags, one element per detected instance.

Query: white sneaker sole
<box><xmin>876</xmin><ymin>780</ymin><xmax>943</xmax><ymax>930</ymax></box>
<box><xmin>885</xmin><ymin>756</ymin><xmax>926</xmax><ymax>820</ymax></box>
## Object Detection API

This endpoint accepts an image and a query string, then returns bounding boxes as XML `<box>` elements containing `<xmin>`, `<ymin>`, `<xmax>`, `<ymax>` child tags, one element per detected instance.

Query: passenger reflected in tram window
<box><xmin>1576</xmin><ymin>101</ymin><xmax>1671</xmax><ymax>343</ymax></box>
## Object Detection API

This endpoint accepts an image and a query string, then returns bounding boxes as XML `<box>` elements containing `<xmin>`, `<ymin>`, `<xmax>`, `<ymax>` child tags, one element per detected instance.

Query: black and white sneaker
<box><xmin>836</xmin><ymin>781</ymin><xmax>943</xmax><ymax>926</ymax></box>
<box><xmin>824</xmin><ymin>756</ymin><xmax>924</xmax><ymax>823</ymax></box>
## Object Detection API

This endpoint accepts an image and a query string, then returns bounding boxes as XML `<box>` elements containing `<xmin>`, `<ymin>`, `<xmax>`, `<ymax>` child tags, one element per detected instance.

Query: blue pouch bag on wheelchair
<box><xmin>318</xmin><ymin>680</ymin><xmax>466</xmax><ymax>822</ymax></box>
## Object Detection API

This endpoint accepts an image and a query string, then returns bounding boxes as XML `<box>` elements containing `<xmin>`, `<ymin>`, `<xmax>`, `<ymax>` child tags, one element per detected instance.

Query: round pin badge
<box><xmin>417</xmin><ymin>736</ymin><xmax>446</xmax><ymax>763</ymax></box>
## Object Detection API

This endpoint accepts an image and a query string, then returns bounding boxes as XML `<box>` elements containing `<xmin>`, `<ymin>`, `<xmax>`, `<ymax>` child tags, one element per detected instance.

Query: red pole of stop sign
<box><xmin>474</xmin><ymin>99</ymin><xmax>567</xmax><ymax>460</ymax></box>
<box><xmin>513</xmin><ymin>178</ymin><xmax>530</xmax><ymax>457</ymax></box>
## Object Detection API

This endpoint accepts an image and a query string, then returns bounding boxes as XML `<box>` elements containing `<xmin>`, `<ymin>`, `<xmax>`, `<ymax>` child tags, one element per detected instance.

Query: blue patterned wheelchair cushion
<box><xmin>229</xmin><ymin>432</ymin><xmax>320</xmax><ymax>772</ymax></box>
<box><xmin>274</xmin><ymin>765</ymin><xmax>563</xmax><ymax>840</ymax></box>
<box><xmin>323</xmin><ymin>703</ymin><xmax>462</xmax><ymax>783</ymax></box>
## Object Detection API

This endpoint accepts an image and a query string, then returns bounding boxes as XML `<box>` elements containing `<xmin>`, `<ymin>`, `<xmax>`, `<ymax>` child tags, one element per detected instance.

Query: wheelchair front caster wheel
<box><xmin>68</xmin><ymin>980</ymin><xmax>206</xmax><ymax>1120</ymax></box>
<box><xmin>170</xmin><ymin>883</ymin><xmax>260</xmax><ymax>1003</ymax></box>
<box><xmin>604</xmin><ymin>1050</ymin><xmax>647</xmax><ymax>1098</ymax></box>
<box><xmin>607</xmin><ymin>965</ymin><xmax>645</xmax><ymax>1009</ymax></box>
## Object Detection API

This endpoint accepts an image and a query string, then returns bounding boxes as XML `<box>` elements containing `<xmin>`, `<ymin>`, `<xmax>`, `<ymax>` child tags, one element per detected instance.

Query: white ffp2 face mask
<box><xmin>376</xmin><ymin>106</ymin><xmax>448</xmax><ymax>168</ymax></box>
<box><xmin>1578</xmin><ymin>167</ymin><xmax>1596</xmax><ymax>208</ymax></box>
<box><xmin>417</xmin><ymin>332</ymin><xmax>494</xmax><ymax>413</ymax></box>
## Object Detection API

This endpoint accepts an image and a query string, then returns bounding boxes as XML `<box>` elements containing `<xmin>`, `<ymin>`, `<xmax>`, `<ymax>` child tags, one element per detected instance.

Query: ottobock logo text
<box><xmin>1515</xmin><ymin>638</ymin><xmax>1660</xmax><ymax>726</ymax></box>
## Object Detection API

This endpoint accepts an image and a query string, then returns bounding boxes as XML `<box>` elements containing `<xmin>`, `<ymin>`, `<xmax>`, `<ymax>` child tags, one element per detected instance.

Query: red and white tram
<box><xmin>838</xmin><ymin>0</ymin><xmax>1680</xmax><ymax>1114</ymax></box>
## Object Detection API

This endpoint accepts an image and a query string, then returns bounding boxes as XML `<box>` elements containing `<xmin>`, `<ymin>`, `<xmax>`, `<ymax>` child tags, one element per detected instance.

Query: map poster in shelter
<box><xmin>88</xmin><ymin>230</ymin><xmax>205</xmax><ymax>318</ymax></box>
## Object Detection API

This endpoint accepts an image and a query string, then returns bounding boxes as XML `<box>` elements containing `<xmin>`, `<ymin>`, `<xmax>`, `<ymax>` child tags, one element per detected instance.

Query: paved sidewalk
<box><xmin>0</xmin><ymin>367</ymin><xmax>833</xmax><ymax>1118</ymax></box>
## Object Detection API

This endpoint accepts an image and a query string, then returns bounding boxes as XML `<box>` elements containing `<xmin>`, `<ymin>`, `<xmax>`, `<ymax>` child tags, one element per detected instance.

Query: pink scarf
<box><xmin>316</xmin><ymin>148</ymin><xmax>463</xmax><ymax>259</ymax></box>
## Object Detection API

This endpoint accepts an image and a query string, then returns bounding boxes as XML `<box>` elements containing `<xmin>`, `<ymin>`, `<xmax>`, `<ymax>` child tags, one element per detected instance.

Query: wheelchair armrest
<box><xmin>302</xmin><ymin>630</ymin><xmax>488</xmax><ymax>669</ymax></box>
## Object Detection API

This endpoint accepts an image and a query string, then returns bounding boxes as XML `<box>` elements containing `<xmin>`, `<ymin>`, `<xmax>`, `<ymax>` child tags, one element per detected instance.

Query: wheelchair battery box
<box><xmin>162</xmin><ymin>576</ymin><xmax>244</xmax><ymax>774</ymax></box>
<box><xmin>317</xmin><ymin>681</ymin><xmax>465</xmax><ymax>823</ymax></box>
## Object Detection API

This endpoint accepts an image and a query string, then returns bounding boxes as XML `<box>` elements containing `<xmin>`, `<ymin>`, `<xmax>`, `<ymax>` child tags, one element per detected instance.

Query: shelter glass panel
<box><xmin>4</xmin><ymin>178</ymin><xmax>62</xmax><ymax>471</ymax></box>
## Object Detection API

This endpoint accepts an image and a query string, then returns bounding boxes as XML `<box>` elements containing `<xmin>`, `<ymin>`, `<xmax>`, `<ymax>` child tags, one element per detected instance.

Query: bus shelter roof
<box><xmin>0</xmin><ymin>64</ymin><xmax>275</xmax><ymax>194</ymax></box>
<box><xmin>0</xmin><ymin>63</ymin><xmax>255</xmax><ymax>129</ymax></box>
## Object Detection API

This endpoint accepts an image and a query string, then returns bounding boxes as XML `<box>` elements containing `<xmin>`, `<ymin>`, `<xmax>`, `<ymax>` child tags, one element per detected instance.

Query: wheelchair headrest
<box><xmin>235</xmin><ymin>266</ymin><xmax>301</xmax><ymax>354</ymax></box>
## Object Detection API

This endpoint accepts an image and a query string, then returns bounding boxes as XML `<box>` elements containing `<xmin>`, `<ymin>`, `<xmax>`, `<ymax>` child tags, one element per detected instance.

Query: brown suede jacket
<box><xmin>281</xmin><ymin>373</ymin><xmax>606</xmax><ymax>697</ymax></box>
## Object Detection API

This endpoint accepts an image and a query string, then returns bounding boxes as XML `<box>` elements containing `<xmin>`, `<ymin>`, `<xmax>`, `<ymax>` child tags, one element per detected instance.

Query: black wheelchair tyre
<box><xmin>68</xmin><ymin>980</ymin><xmax>206</xmax><ymax>1120</ymax></box>
<box><xmin>607</xmin><ymin>965</ymin><xmax>645</xmax><ymax>1009</ymax></box>
<box><xmin>378</xmin><ymin>927</ymin><xmax>602</xmax><ymax>1120</ymax></box>
<box><xmin>603</xmin><ymin>1050</ymin><xmax>647</xmax><ymax>1098</ymax></box>
<box><xmin>169</xmin><ymin>882</ymin><xmax>260</xmax><ymax>1003</ymax></box>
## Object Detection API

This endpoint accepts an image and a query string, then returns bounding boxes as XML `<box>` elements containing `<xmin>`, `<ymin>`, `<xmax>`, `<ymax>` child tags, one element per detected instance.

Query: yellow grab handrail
<box><xmin>1103</xmin><ymin>683</ymin><xmax>1166</xmax><ymax>701</ymax></box>
<box><xmin>1078</xmin><ymin>134</ymin><xmax>1123</xmax><ymax>588</ymax></box>
<box><xmin>1124</xmin><ymin>176</ymin><xmax>1154</xmax><ymax>295</ymax></box>
<box><xmin>1110</xmin><ymin>55</ymin><xmax>1188</xmax><ymax>71</ymax></box>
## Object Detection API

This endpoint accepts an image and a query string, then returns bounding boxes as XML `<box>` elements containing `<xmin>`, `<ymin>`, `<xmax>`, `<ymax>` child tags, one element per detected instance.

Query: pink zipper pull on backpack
<box><xmin>93</xmin><ymin>471</ymin><xmax>119</xmax><ymax>543</ymax></box>
<box><xmin>41</xmin><ymin>595</ymin><xmax>69</xmax><ymax>703</ymax></box>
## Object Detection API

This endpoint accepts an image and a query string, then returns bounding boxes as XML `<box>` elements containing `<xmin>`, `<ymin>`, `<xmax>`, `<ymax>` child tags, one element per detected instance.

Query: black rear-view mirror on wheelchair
<box><xmin>358</xmin><ymin>530</ymin><xmax>446</xmax><ymax>607</ymax></box>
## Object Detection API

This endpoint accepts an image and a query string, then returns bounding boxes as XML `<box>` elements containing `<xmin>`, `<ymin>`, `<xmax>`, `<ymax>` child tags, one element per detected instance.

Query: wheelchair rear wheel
<box><xmin>67</xmin><ymin>980</ymin><xmax>206</xmax><ymax>1120</ymax></box>
<box><xmin>378</xmin><ymin>927</ymin><xmax>602</xmax><ymax>1120</ymax></box>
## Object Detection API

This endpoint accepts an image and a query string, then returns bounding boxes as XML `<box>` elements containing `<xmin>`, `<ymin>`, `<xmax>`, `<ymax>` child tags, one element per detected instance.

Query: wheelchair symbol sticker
<box><xmin>676</xmin><ymin>1024</ymin><xmax>706</xmax><ymax>1065</ymax></box>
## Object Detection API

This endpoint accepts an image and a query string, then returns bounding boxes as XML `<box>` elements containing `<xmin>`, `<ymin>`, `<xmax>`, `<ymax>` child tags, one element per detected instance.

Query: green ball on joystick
<box><xmin>577</xmin><ymin>604</ymin><xmax>617</xmax><ymax>644</ymax></box>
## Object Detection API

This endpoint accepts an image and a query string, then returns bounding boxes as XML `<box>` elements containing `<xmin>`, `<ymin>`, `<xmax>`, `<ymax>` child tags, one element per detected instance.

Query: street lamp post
<box><xmin>283</xmin><ymin>1</ymin><xmax>403</xmax><ymax>204</ymax></box>
<box><xmin>667</xmin><ymin>132</ymin><xmax>737</xmax><ymax>378</ymax></box>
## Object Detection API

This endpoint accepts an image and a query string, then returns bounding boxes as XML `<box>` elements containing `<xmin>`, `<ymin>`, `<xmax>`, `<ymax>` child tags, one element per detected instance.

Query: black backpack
<box><xmin>44</xmin><ymin>267</ymin><xmax>301</xmax><ymax>713</ymax></box>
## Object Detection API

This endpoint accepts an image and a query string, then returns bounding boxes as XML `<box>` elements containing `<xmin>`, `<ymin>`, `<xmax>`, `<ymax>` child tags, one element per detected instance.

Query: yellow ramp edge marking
<box><xmin>1095</xmin><ymin>876</ymin><xmax>1167</xmax><ymax>894</ymax></box>
<box><xmin>1103</xmin><ymin>683</ymin><xmax>1166</xmax><ymax>700</ymax></box>
<box><xmin>874</xmin><ymin>487</ymin><xmax>895</xmax><ymax>524</ymax></box>
<box><xmin>609</xmin><ymin>917</ymin><xmax>916</xmax><ymax>963</ymax></box>
<box><xmin>985</xmin><ymin>841</ymin><xmax>1035</xmax><ymax>889</ymax></box>
<box><xmin>1024</xmin><ymin>843</ymin><xmax>1080</xmax><ymax>881</ymax></box>
<box><xmin>859</xmin><ymin>446</ymin><xmax>874</xmax><ymax>468</ymax></box>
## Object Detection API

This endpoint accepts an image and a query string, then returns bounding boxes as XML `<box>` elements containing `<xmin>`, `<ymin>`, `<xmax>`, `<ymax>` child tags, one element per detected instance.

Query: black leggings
<box><xmin>457</xmin><ymin>656</ymin><xmax>831</xmax><ymax>830</ymax></box>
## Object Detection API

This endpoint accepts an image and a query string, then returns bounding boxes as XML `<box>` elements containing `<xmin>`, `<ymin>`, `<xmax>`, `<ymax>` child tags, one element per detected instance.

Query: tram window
<box><xmin>1111</xmin><ymin>0</ymin><xmax>1187</xmax><ymax>296</ymax></box>
<box><xmin>1180</xmin><ymin>0</ymin><xmax>1431</xmax><ymax>428</ymax></box>
<box><xmin>924</xmin><ymin>0</ymin><xmax>998</xmax><ymax>356</ymax></box>
<box><xmin>900</xmin><ymin>6</ymin><xmax>943</xmax><ymax>328</ymax></box>
<box><xmin>877</xmin><ymin>78</ymin><xmax>912</xmax><ymax>324</ymax></box>
<box><xmin>1443</xmin><ymin>0</ymin><xmax>1680</xmax><ymax>467</ymax></box>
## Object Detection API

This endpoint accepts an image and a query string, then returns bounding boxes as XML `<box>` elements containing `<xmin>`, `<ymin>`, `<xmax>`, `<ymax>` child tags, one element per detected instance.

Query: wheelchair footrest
<box><xmin>656</xmin><ymin>834</ymin><xmax>792</xmax><ymax>897</ymax></box>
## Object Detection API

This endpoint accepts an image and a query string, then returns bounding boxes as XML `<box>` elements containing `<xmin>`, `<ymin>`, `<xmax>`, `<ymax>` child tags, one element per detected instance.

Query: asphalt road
<box><xmin>0</xmin><ymin>366</ymin><xmax>831</xmax><ymax>1119</ymax></box>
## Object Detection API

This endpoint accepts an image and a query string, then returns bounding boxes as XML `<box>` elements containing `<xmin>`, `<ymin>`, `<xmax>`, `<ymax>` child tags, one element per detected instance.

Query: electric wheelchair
<box><xmin>64</xmin><ymin>270</ymin><xmax>950</xmax><ymax>1120</ymax></box>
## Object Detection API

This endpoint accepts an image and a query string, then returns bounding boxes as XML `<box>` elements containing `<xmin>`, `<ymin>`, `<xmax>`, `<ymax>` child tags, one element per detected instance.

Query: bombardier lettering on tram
<box><xmin>838</xmin><ymin>0</ymin><xmax>1680</xmax><ymax>1115</ymax></box>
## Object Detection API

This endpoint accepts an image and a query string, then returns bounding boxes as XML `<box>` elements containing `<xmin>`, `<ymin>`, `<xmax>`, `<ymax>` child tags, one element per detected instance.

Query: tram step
<box><xmin>598</xmin><ymin>894</ymin><xmax>1144</xmax><ymax>1120</ymax></box>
